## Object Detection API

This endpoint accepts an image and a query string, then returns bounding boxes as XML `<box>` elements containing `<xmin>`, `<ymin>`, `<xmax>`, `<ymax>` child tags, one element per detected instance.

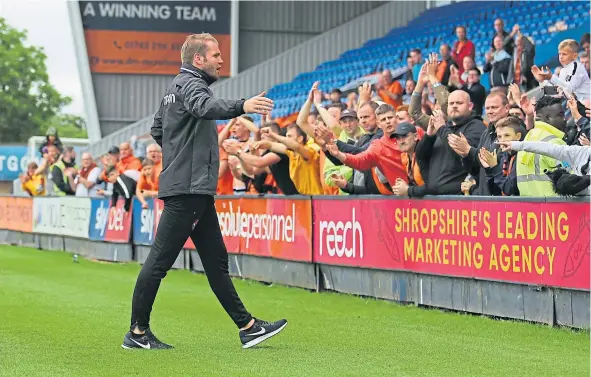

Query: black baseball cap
<box><xmin>340</xmin><ymin>108</ymin><xmax>358</xmax><ymax>120</ymax></box>
<box><xmin>108</xmin><ymin>146</ymin><xmax>120</xmax><ymax>155</ymax></box>
<box><xmin>391</xmin><ymin>122</ymin><xmax>416</xmax><ymax>137</ymax></box>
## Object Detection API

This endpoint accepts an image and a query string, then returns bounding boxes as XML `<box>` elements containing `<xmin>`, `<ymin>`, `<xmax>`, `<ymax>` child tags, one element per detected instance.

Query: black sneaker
<box><xmin>239</xmin><ymin>318</ymin><xmax>288</xmax><ymax>349</ymax></box>
<box><xmin>121</xmin><ymin>329</ymin><xmax>174</xmax><ymax>350</ymax></box>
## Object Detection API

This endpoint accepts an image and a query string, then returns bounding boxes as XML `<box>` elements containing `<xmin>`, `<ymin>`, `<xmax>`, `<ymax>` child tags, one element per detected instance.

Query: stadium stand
<box><xmin>266</xmin><ymin>0</ymin><xmax>590</xmax><ymax>120</ymax></box>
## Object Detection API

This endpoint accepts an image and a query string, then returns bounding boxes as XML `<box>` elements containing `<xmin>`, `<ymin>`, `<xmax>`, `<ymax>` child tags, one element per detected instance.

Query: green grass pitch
<box><xmin>0</xmin><ymin>245</ymin><xmax>588</xmax><ymax>377</ymax></box>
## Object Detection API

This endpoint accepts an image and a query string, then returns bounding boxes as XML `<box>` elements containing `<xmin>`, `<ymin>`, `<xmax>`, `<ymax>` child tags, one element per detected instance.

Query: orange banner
<box><xmin>0</xmin><ymin>197</ymin><xmax>33</xmax><ymax>233</ymax></box>
<box><xmin>216</xmin><ymin>197</ymin><xmax>313</xmax><ymax>262</ymax></box>
<box><xmin>84</xmin><ymin>30</ymin><xmax>231</xmax><ymax>75</ymax></box>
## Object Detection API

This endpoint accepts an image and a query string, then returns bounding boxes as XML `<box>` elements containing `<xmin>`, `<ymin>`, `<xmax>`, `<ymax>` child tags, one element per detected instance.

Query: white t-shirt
<box><xmin>75</xmin><ymin>166</ymin><xmax>102</xmax><ymax>197</ymax></box>
<box><xmin>547</xmin><ymin>59</ymin><xmax>590</xmax><ymax>100</ymax></box>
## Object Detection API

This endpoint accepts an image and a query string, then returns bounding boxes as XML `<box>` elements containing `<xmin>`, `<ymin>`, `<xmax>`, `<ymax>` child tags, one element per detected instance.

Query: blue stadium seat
<box><xmin>266</xmin><ymin>0</ymin><xmax>574</xmax><ymax>115</ymax></box>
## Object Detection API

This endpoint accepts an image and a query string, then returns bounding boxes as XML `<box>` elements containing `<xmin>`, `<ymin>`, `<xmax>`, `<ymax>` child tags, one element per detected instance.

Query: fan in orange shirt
<box><xmin>376</xmin><ymin>69</ymin><xmax>404</xmax><ymax>109</ymax></box>
<box><xmin>136</xmin><ymin>159</ymin><xmax>159</xmax><ymax>209</ymax></box>
<box><xmin>145</xmin><ymin>144</ymin><xmax>162</xmax><ymax>186</ymax></box>
<box><xmin>116</xmin><ymin>142</ymin><xmax>142</xmax><ymax>174</ymax></box>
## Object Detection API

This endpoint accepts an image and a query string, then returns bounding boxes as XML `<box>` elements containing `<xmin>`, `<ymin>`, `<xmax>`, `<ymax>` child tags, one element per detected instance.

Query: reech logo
<box><xmin>319</xmin><ymin>207</ymin><xmax>364</xmax><ymax>258</ymax></box>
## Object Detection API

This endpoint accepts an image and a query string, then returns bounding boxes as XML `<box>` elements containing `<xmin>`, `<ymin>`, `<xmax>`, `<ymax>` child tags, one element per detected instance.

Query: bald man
<box><xmin>116</xmin><ymin>142</ymin><xmax>142</xmax><ymax>175</ymax></box>
<box><xmin>415</xmin><ymin>90</ymin><xmax>485</xmax><ymax>195</ymax></box>
<box><xmin>146</xmin><ymin>144</ymin><xmax>163</xmax><ymax>185</ymax></box>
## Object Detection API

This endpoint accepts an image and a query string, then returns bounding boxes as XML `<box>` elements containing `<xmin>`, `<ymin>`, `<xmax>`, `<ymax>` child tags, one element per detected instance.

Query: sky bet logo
<box><xmin>94</xmin><ymin>201</ymin><xmax>109</xmax><ymax>237</ymax></box>
<box><xmin>140</xmin><ymin>208</ymin><xmax>155</xmax><ymax>241</ymax></box>
<box><xmin>319</xmin><ymin>208</ymin><xmax>364</xmax><ymax>258</ymax></box>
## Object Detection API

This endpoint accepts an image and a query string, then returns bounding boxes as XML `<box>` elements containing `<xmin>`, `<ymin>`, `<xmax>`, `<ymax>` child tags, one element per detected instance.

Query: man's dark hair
<box><xmin>456</xmin><ymin>25</ymin><xmax>467</xmax><ymax>33</ymax></box>
<box><xmin>535</xmin><ymin>95</ymin><xmax>562</xmax><ymax>112</ymax></box>
<box><xmin>241</xmin><ymin>115</ymin><xmax>254</xmax><ymax>123</ymax></box>
<box><xmin>375</xmin><ymin>104</ymin><xmax>395</xmax><ymax>117</ymax></box>
<box><xmin>287</xmin><ymin>123</ymin><xmax>307</xmax><ymax>143</ymax></box>
<box><xmin>331</xmin><ymin>88</ymin><xmax>342</xmax><ymax>94</ymax></box>
<box><xmin>496</xmin><ymin>116</ymin><xmax>525</xmax><ymax>137</ymax></box>
<box><xmin>63</xmin><ymin>146</ymin><xmax>75</xmax><ymax>153</ymax></box>
<box><xmin>509</xmin><ymin>104</ymin><xmax>526</xmax><ymax>117</ymax></box>
<box><xmin>106</xmin><ymin>165</ymin><xmax>118</xmax><ymax>175</ymax></box>
<box><xmin>411</xmin><ymin>48</ymin><xmax>421</xmax><ymax>55</ymax></box>
<box><xmin>468</xmin><ymin>67</ymin><xmax>481</xmax><ymax>75</ymax></box>
<box><xmin>327</xmin><ymin>102</ymin><xmax>346</xmax><ymax>111</ymax></box>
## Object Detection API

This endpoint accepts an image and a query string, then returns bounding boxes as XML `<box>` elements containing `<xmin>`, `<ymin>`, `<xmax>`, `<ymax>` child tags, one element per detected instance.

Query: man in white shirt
<box><xmin>532</xmin><ymin>39</ymin><xmax>590</xmax><ymax>100</ymax></box>
<box><xmin>75</xmin><ymin>153</ymin><xmax>102</xmax><ymax>197</ymax></box>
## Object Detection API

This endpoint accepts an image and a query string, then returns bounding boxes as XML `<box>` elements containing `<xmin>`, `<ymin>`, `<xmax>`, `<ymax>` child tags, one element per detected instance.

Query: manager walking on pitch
<box><xmin>122</xmin><ymin>33</ymin><xmax>287</xmax><ymax>350</ymax></box>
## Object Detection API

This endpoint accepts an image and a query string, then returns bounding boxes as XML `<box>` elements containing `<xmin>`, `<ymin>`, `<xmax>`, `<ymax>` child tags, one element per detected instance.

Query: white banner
<box><xmin>33</xmin><ymin>197</ymin><xmax>62</xmax><ymax>234</ymax></box>
<box><xmin>33</xmin><ymin>197</ymin><xmax>91</xmax><ymax>238</ymax></box>
<box><xmin>60</xmin><ymin>197</ymin><xmax>91</xmax><ymax>239</ymax></box>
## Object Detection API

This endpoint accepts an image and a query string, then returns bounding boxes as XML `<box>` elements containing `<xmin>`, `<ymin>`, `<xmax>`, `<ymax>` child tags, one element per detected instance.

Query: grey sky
<box><xmin>0</xmin><ymin>0</ymin><xmax>84</xmax><ymax>116</ymax></box>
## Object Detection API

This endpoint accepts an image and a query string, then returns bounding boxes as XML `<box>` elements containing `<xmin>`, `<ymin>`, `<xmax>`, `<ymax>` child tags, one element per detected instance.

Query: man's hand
<box><xmin>427</xmin><ymin>116</ymin><xmax>437</xmax><ymax>136</ymax></box>
<box><xmin>358</xmin><ymin>82</ymin><xmax>372</xmax><ymax>105</ymax></box>
<box><xmin>313</xmin><ymin>88</ymin><xmax>323</xmax><ymax>105</ymax></box>
<box><xmin>479</xmin><ymin>148</ymin><xmax>498</xmax><ymax>168</ymax></box>
<box><xmin>426</xmin><ymin>53</ymin><xmax>438</xmax><ymax>79</ymax></box>
<box><xmin>508</xmin><ymin>83</ymin><xmax>521</xmax><ymax>104</ymax></box>
<box><xmin>432</xmin><ymin>109</ymin><xmax>446</xmax><ymax>131</ymax></box>
<box><xmin>222</xmin><ymin>139</ymin><xmax>242</xmax><ymax>155</ymax></box>
<box><xmin>141</xmin><ymin>201</ymin><xmax>149</xmax><ymax>209</ymax></box>
<box><xmin>448</xmin><ymin>132</ymin><xmax>471</xmax><ymax>157</ymax></box>
<box><xmin>567</xmin><ymin>96</ymin><xmax>582</xmax><ymax>120</ymax></box>
<box><xmin>393</xmin><ymin>178</ymin><xmax>409</xmax><ymax>196</ymax></box>
<box><xmin>308</xmin><ymin>81</ymin><xmax>320</xmax><ymax>102</ymax></box>
<box><xmin>97</xmin><ymin>189</ymin><xmax>105</xmax><ymax>196</ymax></box>
<box><xmin>579</xmin><ymin>134</ymin><xmax>590</xmax><ymax>146</ymax></box>
<box><xmin>417</xmin><ymin>63</ymin><xmax>430</xmax><ymax>86</ymax></box>
<box><xmin>252</xmin><ymin>140</ymin><xmax>272</xmax><ymax>150</ymax></box>
<box><xmin>243</xmin><ymin>91</ymin><xmax>274</xmax><ymax>114</ymax></box>
<box><xmin>511</xmin><ymin>24</ymin><xmax>520</xmax><ymax>36</ymax></box>
<box><xmin>314</xmin><ymin>124</ymin><xmax>334</xmax><ymax>145</ymax></box>
<box><xmin>531</xmin><ymin>65</ymin><xmax>552</xmax><ymax>82</ymax></box>
<box><xmin>497</xmin><ymin>141</ymin><xmax>513</xmax><ymax>153</ymax></box>
<box><xmin>461</xmin><ymin>179</ymin><xmax>476</xmax><ymax>195</ymax></box>
<box><xmin>331</xmin><ymin>173</ymin><xmax>347</xmax><ymax>189</ymax></box>
<box><xmin>520</xmin><ymin>94</ymin><xmax>535</xmax><ymax>116</ymax></box>
<box><xmin>325</xmin><ymin>143</ymin><xmax>341</xmax><ymax>159</ymax></box>
<box><xmin>485</xmin><ymin>51</ymin><xmax>493</xmax><ymax>62</ymax></box>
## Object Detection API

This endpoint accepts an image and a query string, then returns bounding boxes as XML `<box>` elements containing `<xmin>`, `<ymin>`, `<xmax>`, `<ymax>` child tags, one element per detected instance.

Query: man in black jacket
<box><xmin>448</xmin><ymin>92</ymin><xmax>510</xmax><ymax>195</ymax></box>
<box><xmin>122</xmin><ymin>33</ymin><xmax>286</xmax><ymax>351</ymax></box>
<box><xmin>106</xmin><ymin>165</ymin><xmax>136</xmax><ymax>212</ymax></box>
<box><xmin>416</xmin><ymin>90</ymin><xmax>485</xmax><ymax>194</ymax></box>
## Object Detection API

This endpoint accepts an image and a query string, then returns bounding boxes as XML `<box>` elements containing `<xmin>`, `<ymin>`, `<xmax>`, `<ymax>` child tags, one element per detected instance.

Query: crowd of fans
<box><xmin>21</xmin><ymin>20</ymin><xmax>591</xmax><ymax>203</ymax></box>
<box><xmin>20</xmin><ymin>132</ymin><xmax>163</xmax><ymax>211</ymax></box>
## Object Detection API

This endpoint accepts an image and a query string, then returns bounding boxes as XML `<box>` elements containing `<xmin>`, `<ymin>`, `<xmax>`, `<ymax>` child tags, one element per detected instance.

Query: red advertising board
<box><xmin>216</xmin><ymin>197</ymin><xmax>313</xmax><ymax>261</ymax></box>
<box><xmin>313</xmin><ymin>198</ymin><xmax>590</xmax><ymax>290</ymax></box>
<box><xmin>104</xmin><ymin>200</ymin><xmax>133</xmax><ymax>243</ymax></box>
<box><xmin>152</xmin><ymin>197</ymin><xmax>312</xmax><ymax>261</ymax></box>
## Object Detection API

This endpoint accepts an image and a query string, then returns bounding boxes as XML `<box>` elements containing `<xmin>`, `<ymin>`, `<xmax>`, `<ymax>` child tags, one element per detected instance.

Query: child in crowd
<box><xmin>478</xmin><ymin>116</ymin><xmax>525</xmax><ymax>196</ymax></box>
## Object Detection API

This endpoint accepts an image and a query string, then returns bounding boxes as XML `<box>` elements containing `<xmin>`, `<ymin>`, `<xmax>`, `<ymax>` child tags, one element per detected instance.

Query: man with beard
<box><xmin>122</xmin><ymin>33</ymin><xmax>287</xmax><ymax>351</ymax></box>
<box><xmin>448</xmin><ymin>92</ymin><xmax>510</xmax><ymax>195</ymax></box>
<box><xmin>415</xmin><ymin>90</ymin><xmax>485</xmax><ymax>195</ymax></box>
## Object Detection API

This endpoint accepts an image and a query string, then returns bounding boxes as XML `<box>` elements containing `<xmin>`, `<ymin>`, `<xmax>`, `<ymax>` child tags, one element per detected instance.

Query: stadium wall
<box><xmin>0</xmin><ymin>195</ymin><xmax>588</xmax><ymax>329</ymax></box>
<box><xmin>73</xmin><ymin>1</ymin><xmax>387</xmax><ymax>138</ymax></box>
<box><xmin>83</xmin><ymin>0</ymin><xmax>427</xmax><ymax>159</ymax></box>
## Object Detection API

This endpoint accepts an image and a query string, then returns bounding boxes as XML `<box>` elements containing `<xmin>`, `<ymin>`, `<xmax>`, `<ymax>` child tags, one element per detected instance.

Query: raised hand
<box><xmin>243</xmin><ymin>91</ymin><xmax>274</xmax><ymax>114</ymax></box>
<box><xmin>497</xmin><ymin>141</ymin><xmax>513</xmax><ymax>153</ymax></box>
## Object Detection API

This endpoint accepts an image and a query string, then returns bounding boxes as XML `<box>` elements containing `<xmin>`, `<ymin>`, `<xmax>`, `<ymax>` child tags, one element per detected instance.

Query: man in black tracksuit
<box><xmin>451</xmin><ymin>92</ymin><xmax>511</xmax><ymax>195</ymax></box>
<box><xmin>416</xmin><ymin>90</ymin><xmax>485</xmax><ymax>195</ymax></box>
<box><xmin>122</xmin><ymin>34</ymin><xmax>287</xmax><ymax>351</ymax></box>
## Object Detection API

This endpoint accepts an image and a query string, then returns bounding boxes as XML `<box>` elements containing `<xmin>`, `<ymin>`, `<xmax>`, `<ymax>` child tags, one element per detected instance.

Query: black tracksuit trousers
<box><xmin>130</xmin><ymin>194</ymin><xmax>252</xmax><ymax>331</ymax></box>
